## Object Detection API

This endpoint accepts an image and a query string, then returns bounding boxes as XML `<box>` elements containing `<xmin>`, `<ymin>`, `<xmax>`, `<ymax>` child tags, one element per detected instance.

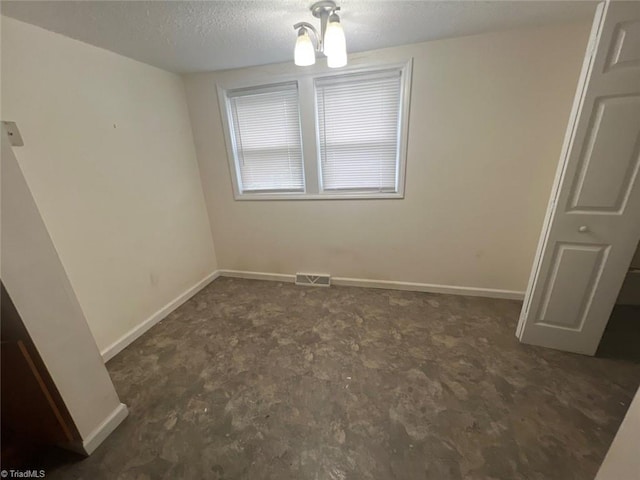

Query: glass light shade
<box><xmin>294</xmin><ymin>29</ymin><xmax>316</xmax><ymax>66</ymax></box>
<box><xmin>323</xmin><ymin>14</ymin><xmax>346</xmax><ymax>60</ymax></box>
<box><xmin>327</xmin><ymin>50</ymin><xmax>347</xmax><ymax>68</ymax></box>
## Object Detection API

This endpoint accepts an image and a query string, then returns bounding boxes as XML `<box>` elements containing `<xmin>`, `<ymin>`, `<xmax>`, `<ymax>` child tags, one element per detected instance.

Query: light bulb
<box><xmin>323</xmin><ymin>13</ymin><xmax>346</xmax><ymax>60</ymax></box>
<box><xmin>294</xmin><ymin>28</ymin><xmax>316</xmax><ymax>66</ymax></box>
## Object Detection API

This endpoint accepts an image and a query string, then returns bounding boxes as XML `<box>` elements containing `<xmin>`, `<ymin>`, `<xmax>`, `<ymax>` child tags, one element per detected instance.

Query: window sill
<box><xmin>233</xmin><ymin>192</ymin><xmax>405</xmax><ymax>201</ymax></box>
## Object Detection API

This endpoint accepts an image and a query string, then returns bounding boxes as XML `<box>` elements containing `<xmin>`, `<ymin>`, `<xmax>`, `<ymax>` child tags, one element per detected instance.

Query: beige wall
<box><xmin>185</xmin><ymin>23</ymin><xmax>590</xmax><ymax>293</ymax></box>
<box><xmin>1</xmin><ymin>129</ymin><xmax>126</xmax><ymax>451</ymax></box>
<box><xmin>1</xmin><ymin>17</ymin><xmax>217</xmax><ymax>353</ymax></box>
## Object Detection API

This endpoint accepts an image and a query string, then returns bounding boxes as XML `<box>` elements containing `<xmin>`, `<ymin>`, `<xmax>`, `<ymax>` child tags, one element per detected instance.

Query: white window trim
<box><xmin>217</xmin><ymin>59</ymin><xmax>413</xmax><ymax>201</ymax></box>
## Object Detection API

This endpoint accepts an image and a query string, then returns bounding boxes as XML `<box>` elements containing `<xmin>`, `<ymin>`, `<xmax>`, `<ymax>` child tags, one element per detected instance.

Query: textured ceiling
<box><xmin>1</xmin><ymin>1</ymin><xmax>597</xmax><ymax>73</ymax></box>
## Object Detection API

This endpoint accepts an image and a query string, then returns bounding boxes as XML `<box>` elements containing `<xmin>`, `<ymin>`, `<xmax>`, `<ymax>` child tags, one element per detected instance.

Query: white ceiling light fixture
<box><xmin>293</xmin><ymin>1</ymin><xmax>347</xmax><ymax>68</ymax></box>
<box><xmin>294</xmin><ymin>28</ymin><xmax>316</xmax><ymax>66</ymax></box>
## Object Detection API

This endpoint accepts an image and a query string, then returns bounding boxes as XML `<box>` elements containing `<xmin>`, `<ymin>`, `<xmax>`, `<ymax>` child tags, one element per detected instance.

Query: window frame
<box><xmin>217</xmin><ymin>59</ymin><xmax>413</xmax><ymax>201</ymax></box>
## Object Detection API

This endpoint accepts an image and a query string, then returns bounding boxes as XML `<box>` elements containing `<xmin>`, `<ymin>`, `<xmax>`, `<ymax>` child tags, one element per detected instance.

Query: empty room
<box><xmin>1</xmin><ymin>0</ymin><xmax>639</xmax><ymax>479</ymax></box>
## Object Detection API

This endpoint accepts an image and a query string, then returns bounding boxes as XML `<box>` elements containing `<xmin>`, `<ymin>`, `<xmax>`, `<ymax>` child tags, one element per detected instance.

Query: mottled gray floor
<box><xmin>43</xmin><ymin>278</ymin><xmax>639</xmax><ymax>480</ymax></box>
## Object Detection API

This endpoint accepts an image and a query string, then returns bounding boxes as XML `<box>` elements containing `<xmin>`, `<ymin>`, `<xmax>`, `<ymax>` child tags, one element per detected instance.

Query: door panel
<box><xmin>568</xmin><ymin>96</ymin><xmax>640</xmax><ymax>212</ymax></box>
<box><xmin>536</xmin><ymin>243</ymin><xmax>610</xmax><ymax>330</ymax></box>
<box><xmin>605</xmin><ymin>20</ymin><xmax>640</xmax><ymax>71</ymax></box>
<box><xmin>517</xmin><ymin>1</ymin><xmax>640</xmax><ymax>355</ymax></box>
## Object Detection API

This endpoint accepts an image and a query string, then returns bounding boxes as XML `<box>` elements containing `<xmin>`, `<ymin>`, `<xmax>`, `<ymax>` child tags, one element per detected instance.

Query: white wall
<box><xmin>2</xmin><ymin>128</ymin><xmax>126</xmax><ymax>453</ymax></box>
<box><xmin>184</xmin><ymin>23</ymin><xmax>590</xmax><ymax>294</ymax></box>
<box><xmin>1</xmin><ymin>17</ymin><xmax>217</xmax><ymax>353</ymax></box>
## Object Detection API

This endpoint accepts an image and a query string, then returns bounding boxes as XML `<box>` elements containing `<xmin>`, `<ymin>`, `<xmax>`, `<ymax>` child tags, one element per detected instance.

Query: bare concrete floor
<box><xmin>42</xmin><ymin>278</ymin><xmax>640</xmax><ymax>479</ymax></box>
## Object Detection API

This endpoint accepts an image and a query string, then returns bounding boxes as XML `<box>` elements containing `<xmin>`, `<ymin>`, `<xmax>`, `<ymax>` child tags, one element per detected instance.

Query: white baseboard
<box><xmin>217</xmin><ymin>269</ymin><xmax>295</xmax><ymax>283</ymax></box>
<box><xmin>82</xmin><ymin>402</ymin><xmax>128</xmax><ymax>455</ymax></box>
<box><xmin>100</xmin><ymin>271</ymin><xmax>220</xmax><ymax>362</ymax></box>
<box><xmin>216</xmin><ymin>269</ymin><xmax>524</xmax><ymax>300</ymax></box>
<box><xmin>332</xmin><ymin>276</ymin><xmax>524</xmax><ymax>300</ymax></box>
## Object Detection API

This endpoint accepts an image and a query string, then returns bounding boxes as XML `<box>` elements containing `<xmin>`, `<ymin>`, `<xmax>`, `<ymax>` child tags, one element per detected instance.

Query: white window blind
<box><xmin>227</xmin><ymin>83</ymin><xmax>304</xmax><ymax>193</ymax></box>
<box><xmin>315</xmin><ymin>69</ymin><xmax>403</xmax><ymax>192</ymax></box>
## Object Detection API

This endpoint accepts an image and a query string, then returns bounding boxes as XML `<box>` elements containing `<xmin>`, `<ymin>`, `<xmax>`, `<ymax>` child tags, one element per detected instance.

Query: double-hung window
<box><xmin>315</xmin><ymin>69</ymin><xmax>403</xmax><ymax>193</ymax></box>
<box><xmin>226</xmin><ymin>82</ymin><xmax>304</xmax><ymax>194</ymax></box>
<box><xmin>219</xmin><ymin>60</ymin><xmax>412</xmax><ymax>200</ymax></box>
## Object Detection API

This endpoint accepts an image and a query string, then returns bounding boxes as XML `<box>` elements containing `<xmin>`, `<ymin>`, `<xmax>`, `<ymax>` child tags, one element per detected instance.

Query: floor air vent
<box><xmin>295</xmin><ymin>273</ymin><xmax>331</xmax><ymax>287</ymax></box>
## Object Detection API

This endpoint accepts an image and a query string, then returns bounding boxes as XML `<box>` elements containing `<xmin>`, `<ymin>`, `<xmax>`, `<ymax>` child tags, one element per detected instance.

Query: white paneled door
<box><xmin>517</xmin><ymin>1</ymin><xmax>640</xmax><ymax>355</ymax></box>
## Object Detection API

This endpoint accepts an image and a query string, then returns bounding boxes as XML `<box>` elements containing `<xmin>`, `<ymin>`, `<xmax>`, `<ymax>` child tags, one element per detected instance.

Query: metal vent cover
<box><xmin>295</xmin><ymin>273</ymin><xmax>331</xmax><ymax>287</ymax></box>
